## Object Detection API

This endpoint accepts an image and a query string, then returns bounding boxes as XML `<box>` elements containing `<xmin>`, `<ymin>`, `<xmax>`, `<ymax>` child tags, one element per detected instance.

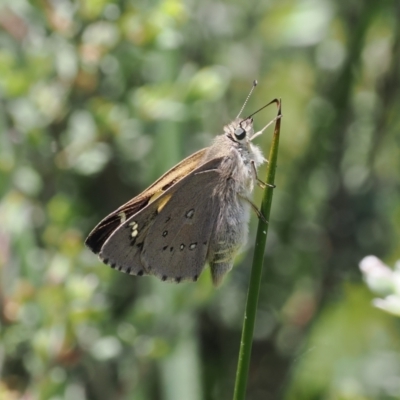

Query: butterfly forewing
<box><xmin>85</xmin><ymin>198</ymin><xmax>149</xmax><ymax>254</ymax></box>
<box><xmin>85</xmin><ymin>149</ymin><xmax>208</xmax><ymax>254</ymax></box>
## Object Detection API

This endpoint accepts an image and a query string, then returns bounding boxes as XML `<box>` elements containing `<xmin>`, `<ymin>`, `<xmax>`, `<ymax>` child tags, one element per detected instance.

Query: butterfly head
<box><xmin>224</xmin><ymin>117</ymin><xmax>255</xmax><ymax>145</ymax></box>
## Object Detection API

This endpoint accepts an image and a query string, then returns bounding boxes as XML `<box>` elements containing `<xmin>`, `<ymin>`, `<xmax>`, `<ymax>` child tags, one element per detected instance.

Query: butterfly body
<box><xmin>86</xmin><ymin>116</ymin><xmax>266</xmax><ymax>286</ymax></box>
<box><xmin>201</xmin><ymin>119</ymin><xmax>264</xmax><ymax>284</ymax></box>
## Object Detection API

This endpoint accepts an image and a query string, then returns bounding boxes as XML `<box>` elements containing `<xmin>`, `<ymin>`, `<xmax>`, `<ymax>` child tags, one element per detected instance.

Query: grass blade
<box><xmin>233</xmin><ymin>100</ymin><xmax>282</xmax><ymax>400</ymax></box>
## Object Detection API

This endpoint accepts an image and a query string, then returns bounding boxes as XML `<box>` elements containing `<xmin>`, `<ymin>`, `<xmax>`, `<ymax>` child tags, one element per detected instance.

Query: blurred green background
<box><xmin>1</xmin><ymin>0</ymin><xmax>400</xmax><ymax>399</ymax></box>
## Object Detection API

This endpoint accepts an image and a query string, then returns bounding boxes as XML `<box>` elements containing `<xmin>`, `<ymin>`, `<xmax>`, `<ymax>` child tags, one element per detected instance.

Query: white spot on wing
<box><xmin>118</xmin><ymin>212</ymin><xmax>127</xmax><ymax>223</ymax></box>
<box><xmin>129</xmin><ymin>221</ymin><xmax>138</xmax><ymax>229</ymax></box>
<box><xmin>185</xmin><ymin>209</ymin><xmax>194</xmax><ymax>219</ymax></box>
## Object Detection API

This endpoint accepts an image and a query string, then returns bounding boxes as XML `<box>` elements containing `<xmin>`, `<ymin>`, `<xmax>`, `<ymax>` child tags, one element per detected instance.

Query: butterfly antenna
<box><xmin>246</xmin><ymin>98</ymin><xmax>279</xmax><ymax>120</ymax></box>
<box><xmin>236</xmin><ymin>80</ymin><xmax>258</xmax><ymax>119</ymax></box>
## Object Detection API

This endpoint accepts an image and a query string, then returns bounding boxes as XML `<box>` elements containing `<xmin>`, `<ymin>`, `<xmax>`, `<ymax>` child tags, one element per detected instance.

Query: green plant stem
<box><xmin>233</xmin><ymin>100</ymin><xmax>282</xmax><ymax>400</ymax></box>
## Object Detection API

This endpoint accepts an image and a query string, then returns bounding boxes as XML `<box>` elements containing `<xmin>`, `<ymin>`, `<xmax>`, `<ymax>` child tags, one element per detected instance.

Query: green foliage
<box><xmin>1</xmin><ymin>1</ymin><xmax>400</xmax><ymax>400</ymax></box>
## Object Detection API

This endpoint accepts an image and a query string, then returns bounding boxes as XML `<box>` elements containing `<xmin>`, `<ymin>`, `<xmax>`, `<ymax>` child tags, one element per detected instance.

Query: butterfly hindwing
<box><xmin>98</xmin><ymin>157</ymin><xmax>223</xmax><ymax>279</ymax></box>
<box><xmin>85</xmin><ymin>149</ymin><xmax>208</xmax><ymax>254</ymax></box>
<box><xmin>141</xmin><ymin>168</ymin><xmax>221</xmax><ymax>283</ymax></box>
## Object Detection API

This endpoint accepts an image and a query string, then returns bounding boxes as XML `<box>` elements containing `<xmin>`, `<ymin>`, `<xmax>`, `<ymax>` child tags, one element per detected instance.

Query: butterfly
<box><xmin>85</xmin><ymin>82</ymin><xmax>279</xmax><ymax>286</ymax></box>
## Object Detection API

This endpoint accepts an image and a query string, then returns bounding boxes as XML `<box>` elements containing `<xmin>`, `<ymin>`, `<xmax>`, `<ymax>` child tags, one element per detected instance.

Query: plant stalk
<box><xmin>233</xmin><ymin>100</ymin><xmax>282</xmax><ymax>400</ymax></box>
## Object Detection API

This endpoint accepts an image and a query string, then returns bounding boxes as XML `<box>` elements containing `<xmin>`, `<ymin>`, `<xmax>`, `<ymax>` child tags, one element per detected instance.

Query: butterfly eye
<box><xmin>234</xmin><ymin>127</ymin><xmax>246</xmax><ymax>141</ymax></box>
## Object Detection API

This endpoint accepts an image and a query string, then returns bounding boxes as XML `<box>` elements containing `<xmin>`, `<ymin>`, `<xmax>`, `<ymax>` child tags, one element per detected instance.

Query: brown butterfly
<box><xmin>86</xmin><ymin>82</ymin><xmax>279</xmax><ymax>286</ymax></box>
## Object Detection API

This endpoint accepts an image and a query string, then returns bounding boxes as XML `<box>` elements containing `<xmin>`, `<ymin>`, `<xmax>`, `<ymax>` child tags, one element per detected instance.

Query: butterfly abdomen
<box><xmin>208</xmin><ymin>170</ymin><xmax>252</xmax><ymax>285</ymax></box>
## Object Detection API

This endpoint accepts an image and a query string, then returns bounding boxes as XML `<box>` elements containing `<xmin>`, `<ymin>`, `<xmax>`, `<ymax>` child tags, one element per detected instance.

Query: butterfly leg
<box><xmin>251</xmin><ymin>161</ymin><xmax>275</xmax><ymax>189</ymax></box>
<box><xmin>239</xmin><ymin>194</ymin><xmax>268</xmax><ymax>224</ymax></box>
